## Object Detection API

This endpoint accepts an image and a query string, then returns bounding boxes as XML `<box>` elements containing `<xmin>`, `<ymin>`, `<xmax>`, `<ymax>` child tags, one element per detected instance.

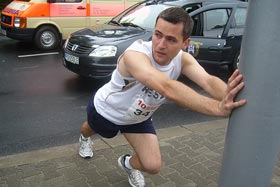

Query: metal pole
<box><xmin>218</xmin><ymin>0</ymin><xmax>280</xmax><ymax>186</ymax></box>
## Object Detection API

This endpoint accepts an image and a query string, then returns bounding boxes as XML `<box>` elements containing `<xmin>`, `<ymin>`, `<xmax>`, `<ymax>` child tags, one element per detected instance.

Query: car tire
<box><xmin>229</xmin><ymin>51</ymin><xmax>240</xmax><ymax>73</ymax></box>
<box><xmin>34</xmin><ymin>26</ymin><xmax>61</xmax><ymax>50</ymax></box>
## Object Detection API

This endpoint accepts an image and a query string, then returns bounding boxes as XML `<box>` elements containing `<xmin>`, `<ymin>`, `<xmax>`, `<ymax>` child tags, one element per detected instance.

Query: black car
<box><xmin>63</xmin><ymin>0</ymin><xmax>248</xmax><ymax>79</ymax></box>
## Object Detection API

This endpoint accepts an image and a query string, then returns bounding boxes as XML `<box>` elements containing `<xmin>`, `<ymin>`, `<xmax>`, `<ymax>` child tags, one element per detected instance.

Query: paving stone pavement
<box><xmin>1</xmin><ymin>119</ymin><xmax>280</xmax><ymax>187</ymax></box>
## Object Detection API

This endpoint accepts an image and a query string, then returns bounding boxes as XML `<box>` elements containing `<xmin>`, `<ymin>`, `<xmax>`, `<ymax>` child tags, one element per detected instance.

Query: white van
<box><xmin>0</xmin><ymin>0</ymin><xmax>142</xmax><ymax>50</ymax></box>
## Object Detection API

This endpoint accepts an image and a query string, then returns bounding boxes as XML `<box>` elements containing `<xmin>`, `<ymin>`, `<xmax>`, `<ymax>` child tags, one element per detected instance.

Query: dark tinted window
<box><xmin>204</xmin><ymin>8</ymin><xmax>229</xmax><ymax>37</ymax></box>
<box><xmin>234</xmin><ymin>7</ymin><xmax>247</xmax><ymax>27</ymax></box>
<box><xmin>191</xmin><ymin>8</ymin><xmax>230</xmax><ymax>38</ymax></box>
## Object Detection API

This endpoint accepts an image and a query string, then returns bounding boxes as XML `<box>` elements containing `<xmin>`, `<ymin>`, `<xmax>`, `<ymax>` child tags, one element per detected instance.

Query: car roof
<box><xmin>159</xmin><ymin>0</ymin><xmax>247</xmax><ymax>6</ymax></box>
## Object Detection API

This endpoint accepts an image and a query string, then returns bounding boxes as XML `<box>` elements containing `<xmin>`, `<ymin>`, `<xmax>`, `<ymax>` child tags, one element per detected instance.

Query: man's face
<box><xmin>152</xmin><ymin>18</ymin><xmax>189</xmax><ymax>66</ymax></box>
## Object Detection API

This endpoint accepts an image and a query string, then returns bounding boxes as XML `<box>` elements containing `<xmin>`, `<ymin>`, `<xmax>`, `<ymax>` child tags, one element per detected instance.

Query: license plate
<box><xmin>65</xmin><ymin>53</ymin><xmax>79</xmax><ymax>65</ymax></box>
<box><xmin>0</xmin><ymin>28</ymin><xmax>6</xmax><ymax>36</ymax></box>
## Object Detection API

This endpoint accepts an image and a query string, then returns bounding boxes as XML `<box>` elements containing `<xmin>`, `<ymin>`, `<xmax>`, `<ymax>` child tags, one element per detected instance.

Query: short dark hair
<box><xmin>156</xmin><ymin>7</ymin><xmax>193</xmax><ymax>40</ymax></box>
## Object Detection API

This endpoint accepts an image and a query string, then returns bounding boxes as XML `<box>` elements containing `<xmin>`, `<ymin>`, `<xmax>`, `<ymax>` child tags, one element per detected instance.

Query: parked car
<box><xmin>63</xmin><ymin>0</ymin><xmax>248</xmax><ymax>79</ymax></box>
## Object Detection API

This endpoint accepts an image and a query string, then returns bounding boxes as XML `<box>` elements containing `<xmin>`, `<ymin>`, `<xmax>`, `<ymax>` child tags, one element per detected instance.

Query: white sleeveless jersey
<box><xmin>94</xmin><ymin>40</ymin><xmax>182</xmax><ymax>125</ymax></box>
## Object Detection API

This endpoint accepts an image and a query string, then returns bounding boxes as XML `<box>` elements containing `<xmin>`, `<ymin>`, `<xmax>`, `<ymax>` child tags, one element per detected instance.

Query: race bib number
<box><xmin>125</xmin><ymin>98</ymin><xmax>159</xmax><ymax>120</ymax></box>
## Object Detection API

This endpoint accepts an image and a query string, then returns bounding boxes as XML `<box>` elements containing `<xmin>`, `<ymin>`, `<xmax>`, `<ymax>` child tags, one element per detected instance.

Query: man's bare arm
<box><xmin>180</xmin><ymin>52</ymin><xmax>227</xmax><ymax>100</ymax></box>
<box><xmin>118</xmin><ymin>51</ymin><xmax>246</xmax><ymax>117</ymax></box>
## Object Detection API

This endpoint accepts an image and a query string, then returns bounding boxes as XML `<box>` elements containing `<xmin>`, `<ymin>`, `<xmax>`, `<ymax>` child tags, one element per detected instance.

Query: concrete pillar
<box><xmin>218</xmin><ymin>0</ymin><xmax>280</xmax><ymax>186</ymax></box>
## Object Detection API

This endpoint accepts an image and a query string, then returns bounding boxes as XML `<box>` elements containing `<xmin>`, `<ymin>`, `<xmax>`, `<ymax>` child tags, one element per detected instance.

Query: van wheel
<box><xmin>34</xmin><ymin>26</ymin><xmax>60</xmax><ymax>50</ymax></box>
<box><xmin>228</xmin><ymin>51</ymin><xmax>240</xmax><ymax>73</ymax></box>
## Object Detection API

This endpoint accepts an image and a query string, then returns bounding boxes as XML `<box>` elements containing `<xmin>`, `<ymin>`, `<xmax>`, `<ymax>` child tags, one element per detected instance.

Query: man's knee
<box><xmin>141</xmin><ymin>157</ymin><xmax>162</xmax><ymax>174</ymax></box>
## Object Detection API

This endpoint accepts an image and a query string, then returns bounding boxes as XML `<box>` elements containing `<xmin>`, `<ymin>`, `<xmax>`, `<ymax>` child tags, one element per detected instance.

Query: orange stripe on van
<box><xmin>86</xmin><ymin>3</ymin><xmax>90</xmax><ymax>16</ymax></box>
<box><xmin>27</xmin><ymin>3</ymin><xmax>50</xmax><ymax>17</ymax></box>
<box><xmin>50</xmin><ymin>3</ymin><xmax>87</xmax><ymax>17</ymax></box>
<box><xmin>2</xmin><ymin>2</ymin><xmax>49</xmax><ymax>17</ymax></box>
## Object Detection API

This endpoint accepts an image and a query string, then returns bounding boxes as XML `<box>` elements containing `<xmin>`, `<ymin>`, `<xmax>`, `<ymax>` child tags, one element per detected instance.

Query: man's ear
<box><xmin>182</xmin><ymin>38</ymin><xmax>190</xmax><ymax>51</ymax></box>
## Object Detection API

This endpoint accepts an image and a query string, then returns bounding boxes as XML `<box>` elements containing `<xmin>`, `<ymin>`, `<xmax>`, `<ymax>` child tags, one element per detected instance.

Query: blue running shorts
<box><xmin>86</xmin><ymin>98</ymin><xmax>156</xmax><ymax>138</ymax></box>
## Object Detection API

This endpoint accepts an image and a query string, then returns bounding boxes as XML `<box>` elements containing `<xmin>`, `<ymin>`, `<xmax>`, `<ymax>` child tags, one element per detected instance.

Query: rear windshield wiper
<box><xmin>121</xmin><ymin>22</ymin><xmax>144</xmax><ymax>30</ymax></box>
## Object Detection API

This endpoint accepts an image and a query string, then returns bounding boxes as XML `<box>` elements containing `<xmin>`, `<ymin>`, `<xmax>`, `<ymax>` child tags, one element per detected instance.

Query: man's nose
<box><xmin>158</xmin><ymin>38</ymin><xmax>166</xmax><ymax>48</ymax></box>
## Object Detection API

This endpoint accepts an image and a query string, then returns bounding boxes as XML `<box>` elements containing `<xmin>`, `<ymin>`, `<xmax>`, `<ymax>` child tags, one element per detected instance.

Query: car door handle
<box><xmin>77</xmin><ymin>6</ymin><xmax>86</xmax><ymax>10</ymax></box>
<box><xmin>208</xmin><ymin>46</ymin><xmax>221</xmax><ymax>52</ymax></box>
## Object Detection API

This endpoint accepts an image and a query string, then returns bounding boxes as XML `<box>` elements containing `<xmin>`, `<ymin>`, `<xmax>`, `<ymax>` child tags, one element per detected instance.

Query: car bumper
<box><xmin>63</xmin><ymin>51</ymin><xmax>117</xmax><ymax>79</ymax></box>
<box><xmin>1</xmin><ymin>24</ymin><xmax>35</xmax><ymax>41</ymax></box>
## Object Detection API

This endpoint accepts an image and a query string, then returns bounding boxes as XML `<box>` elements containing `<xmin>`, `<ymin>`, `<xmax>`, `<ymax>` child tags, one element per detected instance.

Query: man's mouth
<box><xmin>156</xmin><ymin>51</ymin><xmax>166</xmax><ymax>56</ymax></box>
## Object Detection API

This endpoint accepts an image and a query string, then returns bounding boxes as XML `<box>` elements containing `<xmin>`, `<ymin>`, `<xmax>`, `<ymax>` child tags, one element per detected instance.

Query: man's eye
<box><xmin>155</xmin><ymin>33</ymin><xmax>161</xmax><ymax>37</ymax></box>
<box><xmin>168</xmin><ymin>38</ymin><xmax>176</xmax><ymax>43</ymax></box>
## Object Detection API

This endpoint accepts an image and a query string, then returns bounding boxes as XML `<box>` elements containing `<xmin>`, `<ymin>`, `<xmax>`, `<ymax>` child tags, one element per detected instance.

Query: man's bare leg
<box><xmin>123</xmin><ymin>133</ymin><xmax>162</xmax><ymax>174</ymax></box>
